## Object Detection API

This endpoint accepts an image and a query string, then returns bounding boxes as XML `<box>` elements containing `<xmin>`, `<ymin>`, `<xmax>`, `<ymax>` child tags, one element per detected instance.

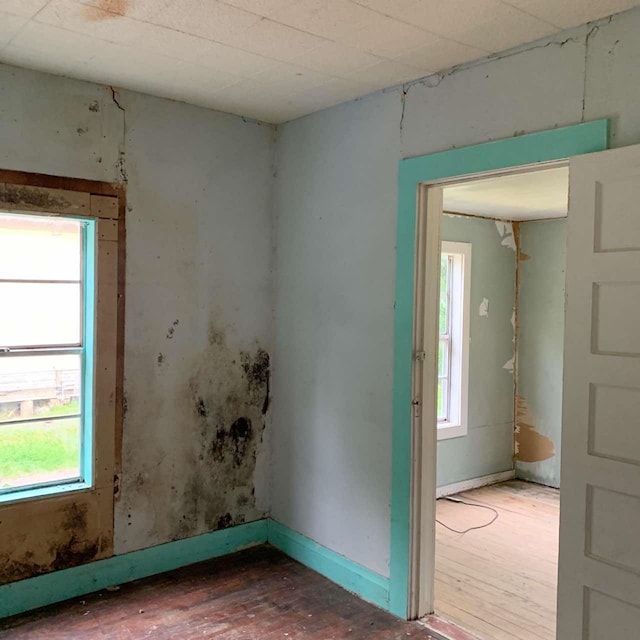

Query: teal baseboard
<box><xmin>0</xmin><ymin>517</ymin><xmax>391</xmax><ymax>621</ymax></box>
<box><xmin>0</xmin><ymin>519</ymin><xmax>268</xmax><ymax>620</ymax></box>
<box><xmin>267</xmin><ymin>519</ymin><xmax>390</xmax><ymax>611</ymax></box>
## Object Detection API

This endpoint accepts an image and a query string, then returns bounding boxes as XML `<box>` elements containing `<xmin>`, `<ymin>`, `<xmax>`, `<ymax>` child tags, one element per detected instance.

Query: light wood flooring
<box><xmin>433</xmin><ymin>480</ymin><xmax>559</xmax><ymax>640</ymax></box>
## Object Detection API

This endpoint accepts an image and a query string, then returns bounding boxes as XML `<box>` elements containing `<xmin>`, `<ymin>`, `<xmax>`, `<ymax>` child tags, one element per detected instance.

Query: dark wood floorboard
<box><xmin>0</xmin><ymin>545</ymin><xmax>438</xmax><ymax>639</ymax></box>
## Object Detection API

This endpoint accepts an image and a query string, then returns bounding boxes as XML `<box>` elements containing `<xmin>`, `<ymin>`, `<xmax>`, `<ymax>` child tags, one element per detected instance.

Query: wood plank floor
<box><xmin>433</xmin><ymin>480</ymin><xmax>559</xmax><ymax>640</ymax></box>
<box><xmin>0</xmin><ymin>545</ymin><xmax>439</xmax><ymax>640</ymax></box>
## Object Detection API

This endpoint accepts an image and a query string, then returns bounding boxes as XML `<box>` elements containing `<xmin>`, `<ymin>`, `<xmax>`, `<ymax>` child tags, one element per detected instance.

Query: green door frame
<box><xmin>389</xmin><ymin>119</ymin><xmax>609</xmax><ymax>618</ymax></box>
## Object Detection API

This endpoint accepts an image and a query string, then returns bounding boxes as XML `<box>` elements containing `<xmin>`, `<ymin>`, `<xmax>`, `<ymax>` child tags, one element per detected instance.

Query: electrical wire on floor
<box><xmin>435</xmin><ymin>496</ymin><xmax>499</xmax><ymax>534</ymax></box>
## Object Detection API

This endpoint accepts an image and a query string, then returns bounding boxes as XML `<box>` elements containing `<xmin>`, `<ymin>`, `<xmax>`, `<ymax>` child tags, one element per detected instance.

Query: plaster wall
<box><xmin>0</xmin><ymin>63</ymin><xmax>275</xmax><ymax>577</ymax></box>
<box><xmin>437</xmin><ymin>215</ymin><xmax>516</xmax><ymax>488</ymax></box>
<box><xmin>272</xmin><ymin>7</ymin><xmax>640</xmax><ymax>578</ymax></box>
<box><xmin>3</xmin><ymin>1</ymin><xmax>640</xmax><ymax>587</ymax></box>
<box><xmin>515</xmin><ymin>218</ymin><xmax>567</xmax><ymax>488</ymax></box>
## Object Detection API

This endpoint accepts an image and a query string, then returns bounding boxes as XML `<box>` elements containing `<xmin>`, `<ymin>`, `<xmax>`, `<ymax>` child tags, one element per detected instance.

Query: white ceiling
<box><xmin>443</xmin><ymin>166</ymin><xmax>569</xmax><ymax>220</ymax></box>
<box><xmin>0</xmin><ymin>0</ymin><xmax>639</xmax><ymax>123</ymax></box>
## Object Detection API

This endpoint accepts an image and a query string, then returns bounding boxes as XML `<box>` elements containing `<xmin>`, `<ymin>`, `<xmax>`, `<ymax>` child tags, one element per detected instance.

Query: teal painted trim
<box><xmin>82</xmin><ymin>219</ymin><xmax>96</xmax><ymax>487</ymax></box>
<box><xmin>1</xmin><ymin>518</ymin><xmax>391</xmax><ymax>621</ymax></box>
<box><xmin>268</xmin><ymin>520</ymin><xmax>390</xmax><ymax>611</ymax></box>
<box><xmin>400</xmin><ymin>120</ymin><xmax>609</xmax><ymax>186</ymax></box>
<box><xmin>390</xmin><ymin>120</ymin><xmax>609</xmax><ymax>618</ymax></box>
<box><xmin>0</xmin><ymin>519</ymin><xmax>268</xmax><ymax>620</ymax></box>
<box><xmin>0</xmin><ymin>482</ymin><xmax>90</xmax><ymax>505</ymax></box>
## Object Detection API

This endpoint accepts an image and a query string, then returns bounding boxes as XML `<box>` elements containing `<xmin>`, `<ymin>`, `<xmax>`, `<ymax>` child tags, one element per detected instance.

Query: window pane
<box><xmin>437</xmin><ymin>379</ymin><xmax>448</xmax><ymax>422</ymax></box>
<box><xmin>440</xmin><ymin>254</ymin><xmax>449</xmax><ymax>293</ymax></box>
<box><xmin>438</xmin><ymin>339</ymin><xmax>449</xmax><ymax>377</ymax></box>
<box><xmin>0</xmin><ymin>355</ymin><xmax>81</xmax><ymax>423</ymax></box>
<box><xmin>0</xmin><ymin>214</ymin><xmax>82</xmax><ymax>281</ymax></box>
<box><xmin>439</xmin><ymin>294</ymin><xmax>448</xmax><ymax>335</ymax></box>
<box><xmin>439</xmin><ymin>255</ymin><xmax>450</xmax><ymax>335</ymax></box>
<box><xmin>0</xmin><ymin>282</ymin><xmax>81</xmax><ymax>347</ymax></box>
<box><xmin>0</xmin><ymin>417</ymin><xmax>81</xmax><ymax>491</ymax></box>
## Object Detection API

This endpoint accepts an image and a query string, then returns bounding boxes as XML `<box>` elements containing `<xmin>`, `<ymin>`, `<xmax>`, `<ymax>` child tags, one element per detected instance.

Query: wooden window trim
<box><xmin>0</xmin><ymin>169</ymin><xmax>125</xmax><ymax>582</ymax></box>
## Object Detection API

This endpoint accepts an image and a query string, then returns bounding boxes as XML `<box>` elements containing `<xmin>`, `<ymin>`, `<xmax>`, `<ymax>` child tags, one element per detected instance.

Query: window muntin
<box><xmin>437</xmin><ymin>242</ymin><xmax>471</xmax><ymax>440</ymax></box>
<box><xmin>0</xmin><ymin>212</ymin><xmax>95</xmax><ymax>498</ymax></box>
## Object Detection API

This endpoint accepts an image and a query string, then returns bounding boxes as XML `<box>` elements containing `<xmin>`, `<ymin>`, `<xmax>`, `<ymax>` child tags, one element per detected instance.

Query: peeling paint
<box><xmin>495</xmin><ymin>220</ymin><xmax>516</xmax><ymax>251</ymax></box>
<box><xmin>515</xmin><ymin>396</ymin><xmax>555</xmax><ymax>463</ymax></box>
<box><xmin>512</xmin><ymin>222</ymin><xmax>522</xmax><ymax>441</ymax></box>
<box><xmin>439</xmin><ymin>214</ymin><xmax>518</xmax><ymax>488</ymax></box>
<box><xmin>502</xmin><ymin>357</ymin><xmax>514</xmax><ymax>372</ymax></box>
<box><xmin>514</xmin><ymin>220</ymin><xmax>566</xmax><ymax>486</ymax></box>
<box><xmin>513</xmin><ymin>222</ymin><xmax>531</xmax><ymax>262</ymax></box>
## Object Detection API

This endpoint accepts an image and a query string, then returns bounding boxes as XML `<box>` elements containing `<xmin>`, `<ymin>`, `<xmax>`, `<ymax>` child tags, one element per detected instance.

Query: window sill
<box><xmin>0</xmin><ymin>480</ymin><xmax>92</xmax><ymax>505</ymax></box>
<box><xmin>437</xmin><ymin>423</ymin><xmax>467</xmax><ymax>441</ymax></box>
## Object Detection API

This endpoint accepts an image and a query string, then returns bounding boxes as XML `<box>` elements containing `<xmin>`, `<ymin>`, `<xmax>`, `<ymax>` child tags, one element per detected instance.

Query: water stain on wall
<box><xmin>512</xmin><ymin>222</ymin><xmax>531</xmax><ymax>262</ymax></box>
<box><xmin>83</xmin><ymin>0</ymin><xmax>131</xmax><ymax>21</ymax></box>
<box><xmin>515</xmin><ymin>395</ymin><xmax>555</xmax><ymax>463</ymax></box>
<box><xmin>0</xmin><ymin>500</ymin><xmax>107</xmax><ymax>585</ymax></box>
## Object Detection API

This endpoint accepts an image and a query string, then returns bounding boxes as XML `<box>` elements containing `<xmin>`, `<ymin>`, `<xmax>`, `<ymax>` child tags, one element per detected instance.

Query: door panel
<box><xmin>585</xmin><ymin>589</ymin><xmax>640</xmax><ymax>639</ymax></box>
<box><xmin>559</xmin><ymin>144</ymin><xmax>640</xmax><ymax>638</ymax></box>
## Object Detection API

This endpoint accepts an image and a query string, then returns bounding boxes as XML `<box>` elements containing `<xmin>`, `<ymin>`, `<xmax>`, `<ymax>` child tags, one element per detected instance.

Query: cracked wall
<box><xmin>272</xmin><ymin>6</ymin><xmax>640</xmax><ymax>578</ymax></box>
<box><xmin>113</xmin><ymin>91</ymin><xmax>273</xmax><ymax>554</ymax></box>
<box><xmin>2</xmin><ymin>2</ymin><xmax>640</xmax><ymax>587</ymax></box>
<box><xmin>0</xmin><ymin>63</ymin><xmax>275</xmax><ymax>578</ymax></box>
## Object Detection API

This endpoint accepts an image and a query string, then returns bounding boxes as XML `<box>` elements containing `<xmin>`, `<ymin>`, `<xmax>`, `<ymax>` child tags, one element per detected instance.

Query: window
<box><xmin>0</xmin><ymin>212</ymin><xmax>95</xmax><ymax>499</ymax></box>
<box><xmin>0</xmin><ymin>176</ymin><xmax>120</xmax><ymax>576</ymax></box>
<box><xmin>437</xmin><ymin>241</ymin><xmax>471</xmax><ymax>440</ymax></box>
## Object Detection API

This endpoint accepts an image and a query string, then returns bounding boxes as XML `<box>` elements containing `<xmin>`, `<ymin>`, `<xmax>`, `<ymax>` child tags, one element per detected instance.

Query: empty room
<box><xmin>429</xmin><ymin>168</ymin><xmax>568</xmax><ymax>639</ymax></box>
<box><xmin>1</xmin><ymin>1</ymin><xmax>640</xmax><ymax>639</ymax></box>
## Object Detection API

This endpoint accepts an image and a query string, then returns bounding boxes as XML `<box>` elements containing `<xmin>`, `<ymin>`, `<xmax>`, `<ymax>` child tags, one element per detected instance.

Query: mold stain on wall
<box><xmin>1</xmin><ymin>184</ymin><xmax>75</xmax><ymax>211</ymax></box>
<box><xmin>116</xmin><ymin>323</ymin><xmax>270</xmax><ymax>549</ymax></box>
<box><xmin>173</xmin><ymin>331</ymin><xmax>269</xmax><ymax>539</ymax></box>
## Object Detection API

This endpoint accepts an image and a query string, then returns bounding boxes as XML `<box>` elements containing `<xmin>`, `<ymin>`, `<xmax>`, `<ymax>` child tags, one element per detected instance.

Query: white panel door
<box><xmin>559</xmin><ymin>144</ymin><xmax>640</xmax><ymax>638</ymax></box>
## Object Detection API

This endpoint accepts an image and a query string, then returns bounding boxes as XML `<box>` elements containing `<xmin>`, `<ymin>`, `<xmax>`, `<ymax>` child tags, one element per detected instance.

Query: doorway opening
<box><xmin>422</xmin><ymin>165</ymin><xmax>569</xmax><ymax>640</ymax></box>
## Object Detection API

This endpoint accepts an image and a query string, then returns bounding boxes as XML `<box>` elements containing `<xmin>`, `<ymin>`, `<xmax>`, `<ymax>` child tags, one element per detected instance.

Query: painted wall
<box><xmin>3</xmin><ymin>1</ymin><xmax>640</xmax><ymax>592</ymax></box>
<box><xmin>272</xmin><ymin>7</ymin><xmax>640</xmax><ymax>578</ymax></box>
<box><xmin>0</xmin><ymin>63</ymin><xmax>274</xmax><ymax>578</ymax></box>
<box><xmin>437</xmin><ymin>215</ymin><xmax>515</xmax><ymax>488</ymax></box>
<box><xmin>515</xmin><ymin>219</ymin><xmax>566</xmax><ymax>488</ymax></box>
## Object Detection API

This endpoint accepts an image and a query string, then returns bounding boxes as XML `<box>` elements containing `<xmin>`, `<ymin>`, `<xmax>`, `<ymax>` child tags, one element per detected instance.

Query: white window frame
<box><xmin>437</xmin><ymin>241</ymin><xmax>471</xmax><ymax>440</ymax></box>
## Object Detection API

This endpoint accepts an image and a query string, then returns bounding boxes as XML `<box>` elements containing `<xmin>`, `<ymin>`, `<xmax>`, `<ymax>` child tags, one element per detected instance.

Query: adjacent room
<box><xmin>1</xmin><ymin>1</ymin><xmax>640</xmax><ymax>638</ymax></box>
<box><xmin>433</xmin><ymin>167</ymin><xmax>568</xmax><ymax>640</ymax></box>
